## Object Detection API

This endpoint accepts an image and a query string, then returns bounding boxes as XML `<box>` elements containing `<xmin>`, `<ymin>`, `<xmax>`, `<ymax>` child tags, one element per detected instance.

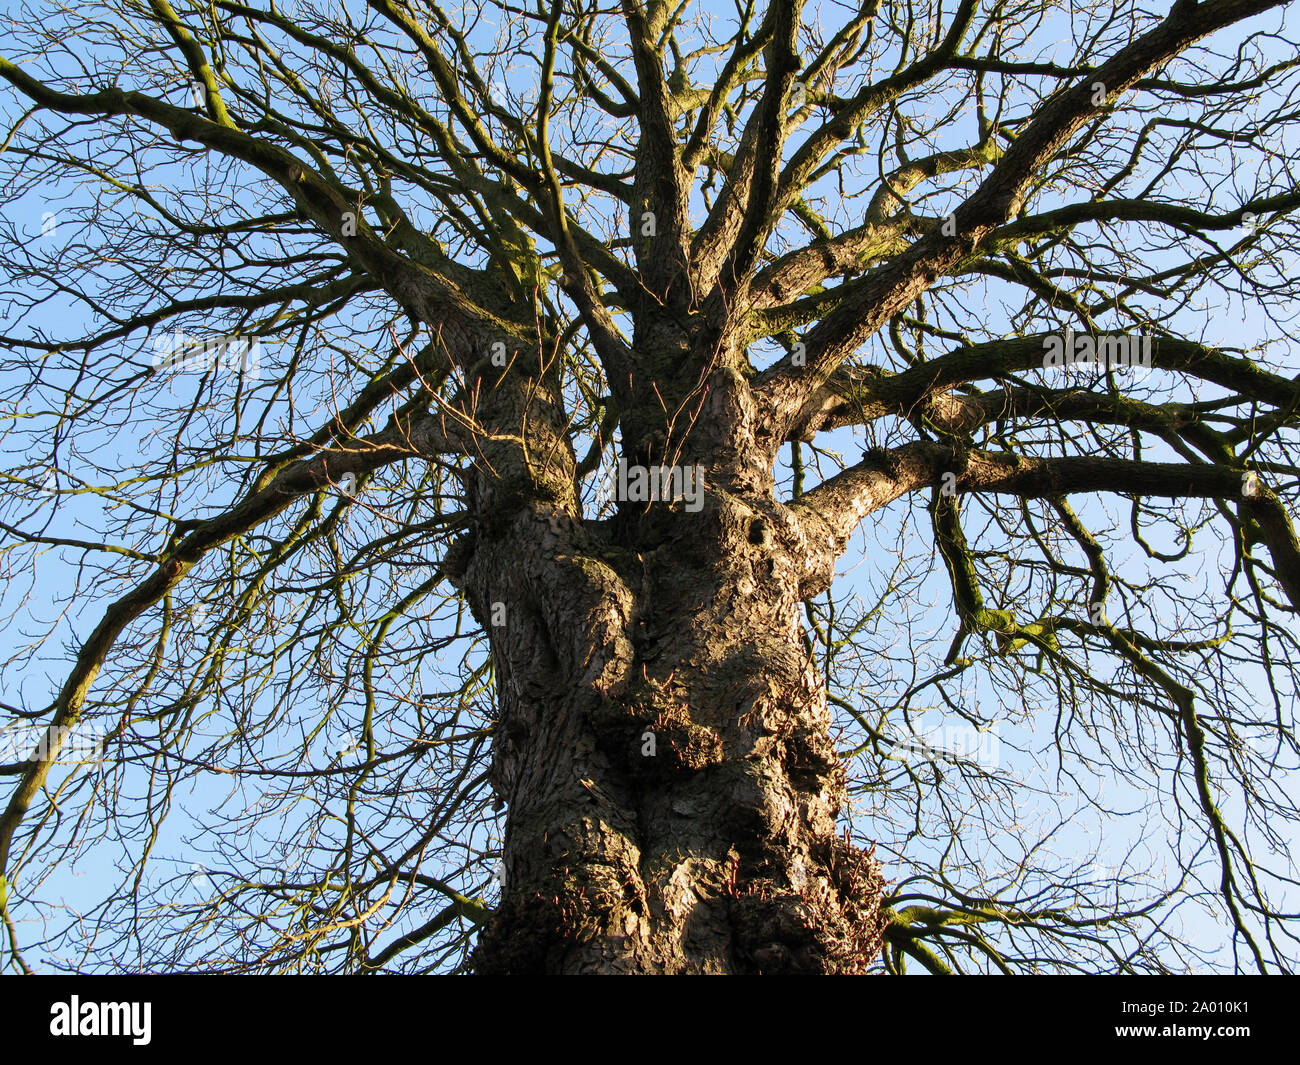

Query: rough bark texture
<box><xmin>461</xmin><ymin>357</ymin><xmax>886</xmax><ymax>974</ymax></box>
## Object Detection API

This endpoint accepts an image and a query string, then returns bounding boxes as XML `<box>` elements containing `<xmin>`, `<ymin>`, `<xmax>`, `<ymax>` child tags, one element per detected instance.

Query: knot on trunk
<box><xmin>728</xmin><ymin>838</ymin><xmax>887</xmax><ymax>974</ymax></box>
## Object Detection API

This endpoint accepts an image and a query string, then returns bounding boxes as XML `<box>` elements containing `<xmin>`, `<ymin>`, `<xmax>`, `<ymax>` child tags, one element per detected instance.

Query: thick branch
<box><xmin>792</xmin><ymin>443</ymin><xmax>1300</xmax><ymax>607</ymax></box>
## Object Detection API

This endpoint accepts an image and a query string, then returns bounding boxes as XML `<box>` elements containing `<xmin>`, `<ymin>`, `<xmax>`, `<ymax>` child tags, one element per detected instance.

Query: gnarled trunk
<box><xmin>462</xmin><ymin>370</ymin><xmax>885</xmax><ymax>974</ymax></box>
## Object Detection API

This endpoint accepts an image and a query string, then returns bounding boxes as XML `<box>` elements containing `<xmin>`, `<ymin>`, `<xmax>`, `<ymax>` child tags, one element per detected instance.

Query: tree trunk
<box><xmin>461</xmin><ymin>370</ymin><xmax>885</xmax><ymax>974</ymax></box>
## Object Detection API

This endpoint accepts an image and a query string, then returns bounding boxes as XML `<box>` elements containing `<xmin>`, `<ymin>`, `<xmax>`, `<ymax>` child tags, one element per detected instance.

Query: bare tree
<box><xmin>1</xmin><ymin>0</ymin><xmax>1298</xmax><ymax>974</ymax></box>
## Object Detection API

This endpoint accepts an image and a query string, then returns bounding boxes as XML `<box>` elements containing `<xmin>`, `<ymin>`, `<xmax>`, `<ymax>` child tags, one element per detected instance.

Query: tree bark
<box><xmin>462</xmin><ymin>368</ymin><xmax>885</xmax><ymax>974</ymax></box>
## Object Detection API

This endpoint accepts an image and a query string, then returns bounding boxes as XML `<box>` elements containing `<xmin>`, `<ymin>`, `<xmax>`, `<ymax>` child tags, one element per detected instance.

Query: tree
<box><xmin>0</xmin><ymin>0</ymin><xmax>1298</xmax><ymax>975</ymax></box>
